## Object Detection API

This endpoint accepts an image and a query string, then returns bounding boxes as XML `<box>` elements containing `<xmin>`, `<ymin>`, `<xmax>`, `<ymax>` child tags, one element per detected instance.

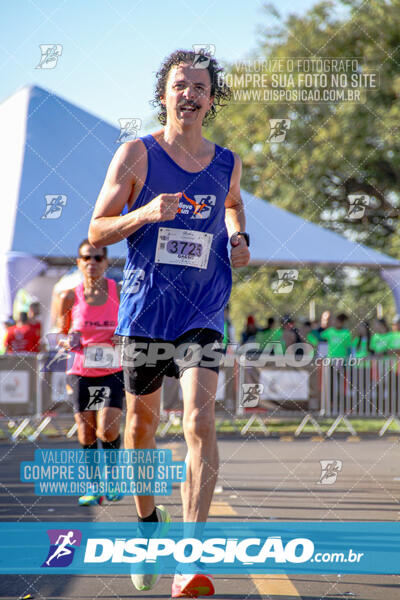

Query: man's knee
<box><xmin>183</xmin><ymin>409</ymin><xmax>215</xmax><ymax>440</ymax></box>
<box><xmin>126</xmin><ymin>412</ymin><xmax>158</xmax><ymax>444</ymax></box>
<box><xmin>76</xmin><ymin>420</ymin><xmax>96</xmax><ymax>446</ymax></box>
<box><xmin>78</xmin><ymin>430</ymin><xmax>97</xmax><ymax>446</ymax></box>
<box><xmin>97</xmin><ymin>426</ymin><xmax>120</xmax><ymax>442</ymax></box>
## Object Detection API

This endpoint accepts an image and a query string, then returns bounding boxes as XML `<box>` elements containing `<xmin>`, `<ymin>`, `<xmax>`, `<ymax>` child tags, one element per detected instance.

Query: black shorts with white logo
<box><xmin>66</xmin><ymin>371</ymin><xmax>125</xmax><ymax>413</ymax></box>
<box><xmin>119</xmin><ymin>328</ymin><xmax>223</xmax><ymax>396</ymax></box>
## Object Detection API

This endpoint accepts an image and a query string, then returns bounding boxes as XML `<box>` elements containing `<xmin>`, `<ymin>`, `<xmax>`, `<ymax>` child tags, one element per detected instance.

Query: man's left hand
<box><xmin>230</xmin><ymin>233</ymin><xmax>250</xmax><ymax>268</ymax></box>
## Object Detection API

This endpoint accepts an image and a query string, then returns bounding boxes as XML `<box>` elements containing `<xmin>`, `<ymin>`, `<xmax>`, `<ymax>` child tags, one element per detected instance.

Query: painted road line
<box><xmin>252</xmin><ymin>575</ymin><xmax>300</xmax><ymax>597</ymax></box>
<box><xmin>209</xmin><ymin>500</ymin><xmax>301</xmax><ymax>597</ymax></box>
<box><xmin>209</xmin><ymin>501</ymin><xmax>237</xmax><ymax>516</ymax></box>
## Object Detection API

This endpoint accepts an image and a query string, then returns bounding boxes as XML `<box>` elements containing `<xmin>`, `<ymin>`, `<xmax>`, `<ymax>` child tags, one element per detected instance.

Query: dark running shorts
<box><xmin>119</xmin><ymin>328</ymin><xmax>223</xmax><ymax>396</ymax></box>
<box><xmin>66</xmin><ymin>371</ymin><xmax>125</xmax><ymax>413</ymax></box>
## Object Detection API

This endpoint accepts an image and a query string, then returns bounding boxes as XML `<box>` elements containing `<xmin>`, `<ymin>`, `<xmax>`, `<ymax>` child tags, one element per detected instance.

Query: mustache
<box><xmin>178</xmin><ymin>101</ymin><xmax>201</xmax><ymax>109</ymax></box>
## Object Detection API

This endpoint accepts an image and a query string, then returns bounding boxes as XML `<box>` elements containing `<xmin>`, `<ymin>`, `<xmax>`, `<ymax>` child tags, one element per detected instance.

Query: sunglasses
<box><xmin>79</xmin><ymin>254</ymin><xmax>105</xmax><ymax>262</ymax></box>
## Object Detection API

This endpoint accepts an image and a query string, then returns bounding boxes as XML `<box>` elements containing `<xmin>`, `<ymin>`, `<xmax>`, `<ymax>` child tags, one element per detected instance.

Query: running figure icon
<box><xmin>45</xmin><ymin>531</ymin><xmax>77</xmax><ymax>566</ymax></box>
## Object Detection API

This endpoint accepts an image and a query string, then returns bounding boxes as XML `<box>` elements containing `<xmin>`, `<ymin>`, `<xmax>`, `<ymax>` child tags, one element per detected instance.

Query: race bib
<box><xmin>155</xmin><ymin>227</ymin><xmax>213</xmax><ymax>270</ymax></box>
<box><xmin>83</xmin><ymin>344</ymin><xmax>121</xmax><ymax>369</ymax></box>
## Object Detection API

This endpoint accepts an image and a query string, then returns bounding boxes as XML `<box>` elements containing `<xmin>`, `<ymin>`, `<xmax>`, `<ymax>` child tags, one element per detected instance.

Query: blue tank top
<box><xmin>115</xmin><ymin>134</ymin><xmax>235</xmax><ymax>340</ymax></box>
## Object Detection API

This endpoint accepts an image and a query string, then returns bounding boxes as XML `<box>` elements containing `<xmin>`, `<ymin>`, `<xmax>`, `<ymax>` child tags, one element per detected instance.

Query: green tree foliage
<box><xmin>208</xmin><ymin>0</ymin><xmax>400</xmax><ymax>337</ymax></box>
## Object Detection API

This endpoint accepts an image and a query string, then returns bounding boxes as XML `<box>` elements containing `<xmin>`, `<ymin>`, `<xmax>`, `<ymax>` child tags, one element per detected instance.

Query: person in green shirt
<box><xmin>301</xmin><ymin>320</ymin><xmax>319</xmax><ymax>347</ymax></box>
<box><xmin>352</xmin><ymin>321</ymin><xmax>372</xmax><ymax>359</ymax></box>
<box><xmin>320</xmin><ymin>313</ymin><xmax>352</xmax><ymax>359</ymax></box>
<box><xmin>222</xmin><ymin>304</ymin><xmax>235</xmax><ymax>352</ymax></box>
<box><xmin>370</xmin><ymin>318</ymin><xmax>392</xmax><ymax>357</ymax></box>
<box><xmin>255</xmin><ymin>317</ymin><xmax>284</xmax><ymax>354</ymax></box>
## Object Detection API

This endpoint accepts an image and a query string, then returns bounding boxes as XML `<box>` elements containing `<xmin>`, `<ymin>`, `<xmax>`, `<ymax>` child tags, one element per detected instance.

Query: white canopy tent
<box><xmin>0</xmin><ymin>84</ymin><xmax>126</xmax><ymax>328</ymax></box>
<box><xmin>243</xmin><ymin>190</ymin><xmax>400</xmax><ymax>269</ymax></box>
<box><xmin>1</xmin><ymin>84</ymin><xmax>400</xmax><ymax>333</ymax></box>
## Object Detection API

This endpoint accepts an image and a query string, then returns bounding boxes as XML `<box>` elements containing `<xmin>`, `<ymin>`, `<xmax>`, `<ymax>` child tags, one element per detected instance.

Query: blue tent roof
<box><xmin>2</xmin><ymin>84</ymin><xmax>399</xmax><ymax>269</ymax></box>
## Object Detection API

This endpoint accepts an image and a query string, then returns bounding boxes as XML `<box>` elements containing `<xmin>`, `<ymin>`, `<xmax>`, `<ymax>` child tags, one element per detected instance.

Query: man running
<box><xmin>89</xmin><ymin>48</ymin><xmax>250</xmax><ymax>597</ymax></box>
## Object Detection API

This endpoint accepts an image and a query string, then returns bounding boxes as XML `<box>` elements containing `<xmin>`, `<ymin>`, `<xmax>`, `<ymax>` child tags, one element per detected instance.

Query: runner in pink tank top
<box><xmin>56</xmin><ymin>239</ymin><xmax>124</xmax><ymax>507</ymax></box>
<box><xmin>67</xmin><ymin>277</ymin><xmax>121</xmax><ymax>377</ymax></box>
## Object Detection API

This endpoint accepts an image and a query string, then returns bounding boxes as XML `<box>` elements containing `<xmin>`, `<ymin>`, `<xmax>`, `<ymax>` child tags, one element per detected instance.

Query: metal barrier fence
<box><xmin>236</xmin><ymin>357</ymin><xmax>400</xmax><ymax>436</ymax></box>
<box><xmin>0</xmin><ymin>354</ymin><xmax>40</xmax><ymax>441</ymax></box>
<box><xmin>0</xmin><ymin>353</ymin><xmax>75</xmax><ymax>441</ymax></box>
<box><xmin>1</xmin><ymin>353</ymin><xmax>400</xmax><ymax>440</ymax></box>
<box><xmin>320</xmin><ymin>358</ymin><xmax>400</xmax><ymax>436</ymax></box>
<box><xmin>0</xmin><ymin>353</ymin><xmax>237</xmax><ymax>440</ymax></box>
<box><xmin>237</xmin><ymin>359</ymin><xmax>321</xmax><ymax>435</ymax></box>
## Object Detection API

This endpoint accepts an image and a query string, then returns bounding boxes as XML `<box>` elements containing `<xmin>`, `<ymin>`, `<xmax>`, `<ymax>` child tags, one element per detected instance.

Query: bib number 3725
<box><xmin>155</xmin><ymin>227</ymin><xmax>213</xmax><ymax>270</ymax></box>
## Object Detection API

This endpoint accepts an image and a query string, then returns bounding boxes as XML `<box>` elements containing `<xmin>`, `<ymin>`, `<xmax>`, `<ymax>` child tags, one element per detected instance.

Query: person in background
<box><xmin>310</xmin><ymin>319</ymin><xmax>322</xmax><ymax>342</ymax></box>
<box><xmin>4</xmin><ymin>312</ymin><xmax>40</xmax><ymax>353</ymax></box>
<box><xmin>28</xmin><ymin>302</ymin><xmax>42</xmax><ymax>339</ymax></box>
<box><xmin>56</xmin><ymin>239</ymin><xmax>124</xmax><ymax>507</ymax></box>
<box><xmin>320</xmin><ymin>313</ymin><xmax>352</xmax><ymax>360</ymax></box>
<box><xmin>0</xmin><ymin>317</ymin><xmax>16</xmax><ymax>355</ymax></box>
<box><xmin>222</xmin><ymin>304</ymin><xmax>236</xmax><ymax>352</ymax></box>
<box><xmin>300</xmin><ymin>320</ymin><xmax>319</xmax><ymax>348</ymax></box>
<box><xmin>370</xmin><ymin>318</ymin><xmax>391</xmax><ymax>357</ymax></box>
<box><xmin>316</xmin><ymin>311</ymin><xmax>331</xmax><ymax>357</ymax></box>
<box><xmin>387</xmin><ymin>315</ymin><xmax>400</xmax><ymax>356</ymax></box>
<box><xmin>241</xmin><ymin>315</ymin><xmax>258</xmax><ymax>344</ymax></box>
<box><xmin>352</xmin><ymin>321</ymin><xmax>373</xmax><ymax>359</ymax></box>
<box><xmin>319</xmin><ymin>310</ymin><xmax>330</xmax><ymax>333</ymax></box>
<box><xmin>281</xmin><ymin>315</ymin><xmax>302</xmax><ymax>350</ymax></box>
<box><xmin>280</xmin><ymin>315</ymin><xmax>304</xmax><ymax>361</ymax></box>
<box><xmin>255</xmin><ymin>316</ymin><xmax>282</xmax><ymax>351</ymax></box>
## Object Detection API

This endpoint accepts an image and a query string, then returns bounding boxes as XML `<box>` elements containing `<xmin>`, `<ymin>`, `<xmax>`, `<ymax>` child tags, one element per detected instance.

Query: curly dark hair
<box><xmin>151</xmin><ymin>49</ymin><xmax>231</xmax><ymax>126</ymax></box>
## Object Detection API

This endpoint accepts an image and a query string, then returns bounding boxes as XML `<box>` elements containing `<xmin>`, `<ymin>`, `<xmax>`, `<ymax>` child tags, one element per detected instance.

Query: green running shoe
<box><xmin>78</xmin><ymin>494</ymin><xmax>104</xmax><ymax>506</ymax></box>
<box><xmin>130</xmin><ymin>505</ymin><xmax>171</xmax><ymax>591</ymax></box>
<box><xmin>105</xmin><ymin>492</ymin><xmax>124</xmax><ymax>502</ymax></box>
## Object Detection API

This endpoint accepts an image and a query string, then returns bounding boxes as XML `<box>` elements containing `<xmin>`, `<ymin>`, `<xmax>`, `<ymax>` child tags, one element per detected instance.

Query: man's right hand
<box><xmin>142</xmin><ymin>192</ymin><xmax>182</xmax><ymax>223</ymax></box>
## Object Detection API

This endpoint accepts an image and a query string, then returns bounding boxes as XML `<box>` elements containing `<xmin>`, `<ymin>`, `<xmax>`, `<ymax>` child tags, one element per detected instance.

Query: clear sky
<box><xmin>1</xmin><ymin>0</ymin><xmax>328</xmax><ymax>132</ymax></box>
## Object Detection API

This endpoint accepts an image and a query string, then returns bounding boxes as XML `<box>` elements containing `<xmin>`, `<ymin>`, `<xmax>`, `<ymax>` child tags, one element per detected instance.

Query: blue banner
<box><xmin>20</xmin><ymin>449</ymin><xmax>186</xmax><ymax>496</ymax></box>
<box><xmin>0</xmin><ymin>522</ymin><xmax>399</xmax><ymax>574</ymax></box>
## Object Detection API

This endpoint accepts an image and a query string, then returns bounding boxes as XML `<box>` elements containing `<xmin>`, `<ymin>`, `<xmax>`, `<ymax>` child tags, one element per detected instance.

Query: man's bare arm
<box><xmin>224</xmin><ymin>153</ymin><xmax>246</xmax><ymax>237</ymax></box>
<box><xmin>89</xmin><ymin>140</ymin><xmax>181</xmax><ymax>247</ymax></box>
<box><xmin>225</xmin><ymin>153</ymin><xmax>250</xmax><ymax>268</ymax></box>
<box><xmin>88</xmin><ymin>141</ymin><xmax>147</xmax><ymax>247</ymax></box>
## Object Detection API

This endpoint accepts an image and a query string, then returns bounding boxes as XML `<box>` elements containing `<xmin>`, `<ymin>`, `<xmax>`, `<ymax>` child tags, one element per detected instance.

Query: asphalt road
<box><xmin>0</xmin><ymin>436</ymin><xmax>399</xmax><ymax>599</ymax></box>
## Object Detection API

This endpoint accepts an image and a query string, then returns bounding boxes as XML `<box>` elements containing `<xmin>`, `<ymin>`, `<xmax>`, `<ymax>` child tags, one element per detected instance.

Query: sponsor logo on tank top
<box><xmin>177</xmin><ymin>193</ymin><xmax>216</xmax><ymax>219</ymax></box>
<box><xmin>84</xmin><ymin>320</ymin><xmax>116</xmax><ymax>327</ymax></box>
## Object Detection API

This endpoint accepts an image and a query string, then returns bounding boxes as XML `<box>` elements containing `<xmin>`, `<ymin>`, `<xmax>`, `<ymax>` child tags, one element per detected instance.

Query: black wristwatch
<box><xmin>232</xmin><ymin>231</ymin><xmax>250</xmax><ymax>247</ymax></box>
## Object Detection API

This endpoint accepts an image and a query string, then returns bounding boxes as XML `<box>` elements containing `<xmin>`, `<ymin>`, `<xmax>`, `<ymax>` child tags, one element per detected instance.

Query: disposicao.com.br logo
<box><xmin>84</xmin><ymin>534</ymin><xmax>315</xmax><ymax>566</ymax></box>
<box><xmin>0</xmin><ymin>522</ymin><xmax>395</xmax><ymax>575</ymax></box>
